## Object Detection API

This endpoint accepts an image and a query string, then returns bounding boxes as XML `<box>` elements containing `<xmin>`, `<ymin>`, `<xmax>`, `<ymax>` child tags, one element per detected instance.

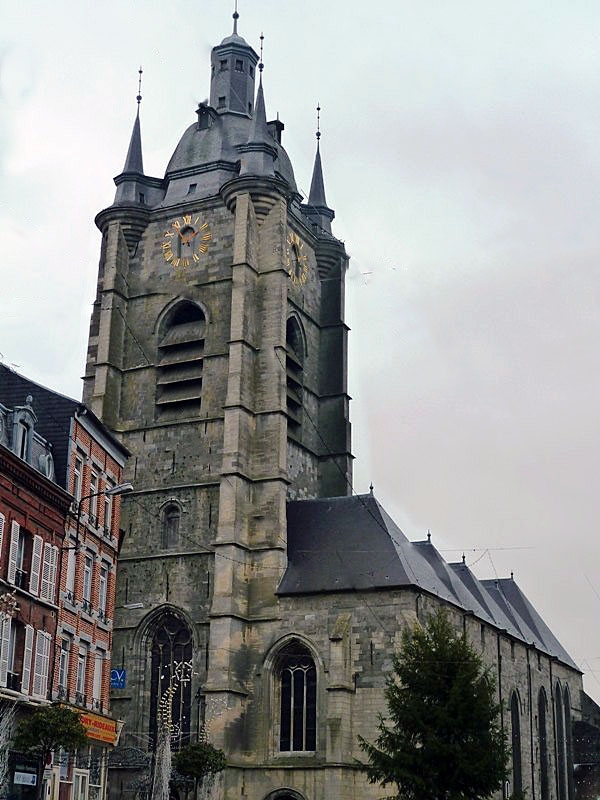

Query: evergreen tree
<box><xmin>360</xmin><ymin>609</ymin><xmax>509</xmax><ymax>800</ymax></box>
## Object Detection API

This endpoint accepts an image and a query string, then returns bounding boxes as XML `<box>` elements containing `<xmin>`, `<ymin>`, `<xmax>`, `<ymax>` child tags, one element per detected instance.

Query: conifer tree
<box><xmin>360</xmin><ymin>609</ymin><xmax>509</xmax><ymax>800</ymax></box>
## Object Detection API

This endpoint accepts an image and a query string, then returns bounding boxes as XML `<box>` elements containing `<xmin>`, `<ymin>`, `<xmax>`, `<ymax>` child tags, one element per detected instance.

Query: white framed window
<box><xmin>104</xmin><ymin>486</ymin><xmax>113</xmax><ymax>532</ymax></box>
<box><xmin>73</xmin><ymin>771</ymin><xmax>88</xmax><ymax>800</ymax></box>
<box><xmin>76</xmin><ymin>648</ymin><xmax>87</xmax><ymax>700</ymax></box>
<box><xmin>98</xmin><ymin>565</ymin><xmax>108</xmax><ymax>614</ymax></box>
<box><xmin>83</xmin><ymin>555</ymin><xmax>93</xmax><ymax>604</ymax></box>
<box><xmin>89</xmin><ymin>471</ymin><xmax>99</xmax><ymax>523</ymax></box>
<box><xmin>73</xmin><ymin>456</ymin><xmax>83</xmax><ymax>502</ymax></box>
<box><xmin>65</xmin><ymin>546</ymin><xmax>76</xmax><ymax>599</ymax></box>
<box><xmin>58</xmin><ymin>639</ymin><xmax>70</xmax><ymax>689</ymax></box>
<box><xmin>92</xmin><ymin>653</ymin><xmax>103</xmax><ymax>708</ymax></box>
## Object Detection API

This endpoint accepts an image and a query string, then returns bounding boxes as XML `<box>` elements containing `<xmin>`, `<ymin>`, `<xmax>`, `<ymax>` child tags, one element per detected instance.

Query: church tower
<box><xmin>83</xmin><ymin>11</ymin><xmax>351</xmax><ymax>796</ymax></box>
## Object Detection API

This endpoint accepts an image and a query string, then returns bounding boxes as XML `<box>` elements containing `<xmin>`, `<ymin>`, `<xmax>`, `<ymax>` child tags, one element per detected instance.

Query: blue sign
<box><xmin>111</xmin><ymin>668</ymin><xmax>127</xmax><ymax>689</ymax></box>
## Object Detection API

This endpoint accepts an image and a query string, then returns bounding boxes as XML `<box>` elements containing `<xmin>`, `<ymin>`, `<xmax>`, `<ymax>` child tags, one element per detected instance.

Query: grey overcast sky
<box><xmin>2</xmin><ymin>1</ymin><xmax>600</xmax><ymax>700</ymax></box>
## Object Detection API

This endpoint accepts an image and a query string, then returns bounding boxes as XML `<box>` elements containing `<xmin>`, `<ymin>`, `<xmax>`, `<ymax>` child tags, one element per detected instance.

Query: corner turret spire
<box><xmin>305</xmin><ymin>104</ymin><xmax>335</xmax><ymax>233</ymax></box>
<box><xmin>121</xmin><ymin>67</ymin><xmax>144</xmax><ymax>175</ymax></box>
<box><xmin>239</xmin><ymin>33</ymin><xmax>277</xmax><ymax>176</ymax></box>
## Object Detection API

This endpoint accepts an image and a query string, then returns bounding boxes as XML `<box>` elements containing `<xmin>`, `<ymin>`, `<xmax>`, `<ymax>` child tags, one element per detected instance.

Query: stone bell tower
<box><xmin>82</xmin><ymin>10</ymin><xmax>351</xmax><ymax>797</ymax></box>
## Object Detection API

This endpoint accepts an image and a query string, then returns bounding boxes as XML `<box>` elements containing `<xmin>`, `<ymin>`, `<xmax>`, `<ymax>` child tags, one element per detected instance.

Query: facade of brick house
<box><xmin>0</xmin><ymin>367</ymin><xmax>128</xmax><ymax>800</ymax></box>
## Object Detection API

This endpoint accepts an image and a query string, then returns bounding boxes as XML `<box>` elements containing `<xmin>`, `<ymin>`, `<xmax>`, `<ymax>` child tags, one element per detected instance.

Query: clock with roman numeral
<box><xmin>161</xmin><ymin>214</ymin><xmax>212</xmax><ymax>272</ymax></box>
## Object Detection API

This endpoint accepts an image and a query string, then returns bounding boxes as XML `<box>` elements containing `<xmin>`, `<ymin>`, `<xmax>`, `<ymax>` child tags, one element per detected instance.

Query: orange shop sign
<box><xmin>79</xmin><ymin>711</ymin><xmax>118</xmax><ymax>744</ymax></box>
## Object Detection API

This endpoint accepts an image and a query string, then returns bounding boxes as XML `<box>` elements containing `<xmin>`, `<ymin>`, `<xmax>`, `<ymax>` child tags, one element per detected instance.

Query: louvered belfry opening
<box><xmin>157</xmin><ymin>301</ymin><xmax>205</xmax><ymax>417</ymax></box>
<box><xmin>286</xmin><ymin>318</ymin><xmax>304</xmax><ymax>439</ymax></box>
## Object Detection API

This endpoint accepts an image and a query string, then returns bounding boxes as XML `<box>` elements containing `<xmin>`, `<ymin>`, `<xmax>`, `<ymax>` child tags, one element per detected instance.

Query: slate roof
<box><xmin>282</xmin><ymin>493</ymin><xmax>578</xmax><ymax>671</ymax></box>
<box><xmin>0</xmin><ymin>365</ymin><xmax>128</xmax><ymax>491</ymax></box>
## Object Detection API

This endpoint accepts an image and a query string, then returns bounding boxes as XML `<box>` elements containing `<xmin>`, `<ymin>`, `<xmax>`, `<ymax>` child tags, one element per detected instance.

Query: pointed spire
<box><xmin>122</xmin><ymin>67</ymin><xmax>144</xmax><ymax>174</ymax></box>
<box><xmin>239</xmin><ymin>36</ymin><xmax>276</xmax><ymax>177</ymax></box>
<box><xmin>232</xmin><ymin>0</ymin><xmax>239</xmax><ymax>34</ymax></box>
<box><xmin>249</xmin><ymin>73</ymin><xmax>269</xmax><ymax>143</ymax></box>
<box><xmin>308</xmin><ymin>104</ymin><xmax>328</xmax><ymax>207</ymax></box>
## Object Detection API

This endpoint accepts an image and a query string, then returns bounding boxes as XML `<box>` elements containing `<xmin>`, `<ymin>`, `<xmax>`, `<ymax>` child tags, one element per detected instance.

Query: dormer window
<box><xmin>16</xmin><ymin>421</ymin><xmax>30</xmax><ymax>460</ymax></box>
<box><xmin>235</xmin><ymin>59</ymin><xmax>244</xmax><ymax>72</ymax></box>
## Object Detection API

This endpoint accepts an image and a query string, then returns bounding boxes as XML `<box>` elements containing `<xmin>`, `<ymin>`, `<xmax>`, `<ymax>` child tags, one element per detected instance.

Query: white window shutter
<box><xmin>32</xmin><ymin>631</ymin><xmax>45</xmax><ymax>697</ymax></box>
<box><xmin>21</xmin><ymin>625</ymin><xmax>34</xmax><ymax>695</ymax></box>
<box><xmin>93</xmin><ymin>654</ymin><xmax>103</xmax><ymax>703</ymax></box>
<box><xmin>7</xmin><ymin>521</ymin><xmax>19</xmax><ymax>585</ymax></box>
<box><xmin>66</xmin><ymin>547</ymin><xmax>76</xmax><ymax>594</ymax></box>
<box><xmin>0</xmin><ymin>615</ymin><xmax>11</xmax><ymax>688</ymax></box>
<box><xmin>0</xmin><ymin>513</ymin><xmax>5</xmax><ymax>559</ymax></box>
<box><xmin>39</xmin><ymin>542</ymin><xmax>52</xmax><ymax>599</ymax></box>
<box><xmin>48</xmin><ymin>546</ymin><xmax>59</xmax><ymax>602</ymax></box>
<box><xmin>39</xmin><ymin>633</ymin><xmax>51</xmax><ymax>698</ymax></box>
<box><xmin>30</xmin><ymin>535</ymin><xmax>43</xmax><ymax>595</ymax></box>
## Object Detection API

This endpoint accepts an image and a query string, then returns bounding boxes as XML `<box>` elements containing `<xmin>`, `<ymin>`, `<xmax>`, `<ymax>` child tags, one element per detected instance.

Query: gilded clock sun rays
<box><xmin>162</xmin><ymin>215</ymin><xmax>212</xmax><ymax>270</ymax></box>
<box><xmin>285</xmin><ymin>230</ymin><xmax>309</xmax><ymax>286</ymax></box>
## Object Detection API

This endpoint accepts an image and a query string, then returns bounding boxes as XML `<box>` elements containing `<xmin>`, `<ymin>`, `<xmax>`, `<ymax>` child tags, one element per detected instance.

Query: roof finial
<box><xmin>259</xmin><ymin>32</ymin><xmax>264</xmax><ymax>74</ymax></box>
<box><xmin>136</xmin><ymin>66</ymin><xmax>143</xmax><ymax>109</ymax></box>
<box><xmin>233</xmin><ymin>0</ymin><xmax>239</xmax><ymax>34</ymax></box>
<box><xmin>462</xmin><ymin>553</ymin><xmax>466</xmax><ymax>564</ymax></box>
<box><xmin>369</xmin><ymin>482</ymin><xmax>374</xmax><ymax>495</ymax></box>
<box><xmin>427</xmin><ymin>529</ymin><xmax>431</xmax><ymax>543</ymax></box>
<box><xmin>316</xmin><ymin>103</ymin><xmax>321</xmax><ymax>147</ymax></box>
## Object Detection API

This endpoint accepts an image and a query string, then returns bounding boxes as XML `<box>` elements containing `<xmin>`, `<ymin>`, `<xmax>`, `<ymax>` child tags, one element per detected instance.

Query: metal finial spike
<box><xmin>316</xmin><ymin>103</ymin><xmax>321</xmax><ymax>142</ymax></box>
<box><xmin>369</xmin><ymin>482</ymin><xmax>374</xmax><ymax>495</ymax></box>
<box><xmin>259</xmin><ymin>32</ymin><xmax>264</xmax><ymax>73</ymax></box>
<box><xmin>137</xmin><ymin>66</ymin><xmax>143</xmax><ymax>106</ymax></box>
<box><xmin>233</xmin><ymin>0</ymin><xmax>239</xmax><ymax>33</ymax></box>
<box><xmin>462</xmin><ymin>553</ymin><xmax>466</xmax><ymax>564</ymax></box>
<box><xmin>511</xmin><ymin>570</ymin><xmax>514</xmax><ymax>580</ymax></box>
<box><xmin>427</xmin><ymin>529</ymin><xmax>431</xmax><ymax>542</ymax></box>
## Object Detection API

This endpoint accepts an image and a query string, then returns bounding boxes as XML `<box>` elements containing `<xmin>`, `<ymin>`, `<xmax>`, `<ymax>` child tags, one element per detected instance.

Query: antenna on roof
<box><xmin>316</xmin><ymin>103</ymin><xmax>321</xmax><ymax>147</ymax></box>
<box><xmin>259</xmin><ymin>32</ymin><xmax>264</xmax><ymax>74</ymax></box>
<box><xmin>137</xmin><ymin>66</ymin><xmax>143</xmax><ymax>108</ymax></box>
<box><xmin>233</xmin><ymin>0</ymin><xmax>239</xmax><ymax>34</ymax></box>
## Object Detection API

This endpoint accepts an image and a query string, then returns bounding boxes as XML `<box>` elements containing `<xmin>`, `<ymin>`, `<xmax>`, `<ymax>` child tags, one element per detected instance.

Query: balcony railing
<box><xmin>64</xmin><ymin>589</ymin><xmax>75</xmax><ymax>604</ymax></box>
<box><xmin>57</xmin><ymin>685</ymin><xmax>68</xmax><ymax>701</ymax></box>
<box><xmin>7</xmin><ymin>671</ymin><xmax>21</xmax><ymax>692</ymax></box>
<box><xmin>97</xmin><ymin>608</ymin><xmax>110</xmax><ymax>624</ymax></box>
<box><xmin>81</xmin><ymin>599</ymin><xmax>93</xmax><ymax>615</ymax></box>
<box><xmin>74</xmin><ymin>691</ymin><xmax>86</xmax><ymax>707</ymax></box>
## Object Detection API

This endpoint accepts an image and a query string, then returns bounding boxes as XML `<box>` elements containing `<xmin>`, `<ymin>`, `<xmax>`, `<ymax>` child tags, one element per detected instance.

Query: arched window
<box><xmin>275</xmin><ymin>640</ymin><xmax>316</xmax><ymax>753</ymax></box>
<box><xmin>510</xmin><ymin>691</ymin><xmax>523</xmax><ymax>795</ymax></box>
<box><xmin>563</xmin><ymin>687</ymin><xmax>574</xmax><ymax>800</ymax></box>
<box><xmin>161</xmin><ymin>504</ymin><xmax>180</xmax><ymax>549</ymax></box>
<box><xmin>538</xmin><ymin>688</ymin><xmax>549</xmax><ymax>800</ymax></box>
<box><xmin>286</xmin><ymin>317</ymin><xmax>305</xmax><ymax>439</ymax></box>
<box><xmin>157</xmin><ymin>301</ymin><xmax>206</xmax><ymax>417</ymax></box>
<box><xmin>149</xmin><ymin>612</ymin><xmax>193</xmax><ymax>752</ymax></box>
<box><xmin>555</xmin><ymin>682</ymin><xmax>567</xmax><ymax>800</ymax></box>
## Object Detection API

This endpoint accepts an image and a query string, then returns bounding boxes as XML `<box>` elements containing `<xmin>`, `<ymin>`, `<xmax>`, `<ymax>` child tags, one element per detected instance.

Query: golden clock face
<box><xmin>285</xmin><ymin>231</ymin><xmax>308</xmax><ymax>286</ymax></box>
<box><xmin>161</xmin><ymin>215</ymin><xmax>211</xmax><ymax>273</ymax></box>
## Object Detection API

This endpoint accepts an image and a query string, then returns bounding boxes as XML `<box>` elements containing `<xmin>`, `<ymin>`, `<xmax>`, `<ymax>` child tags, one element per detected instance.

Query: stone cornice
<box><xmin>0</xmin><ymin>443</ymin><xmax>72</xmax><ymax>512</ymax></box>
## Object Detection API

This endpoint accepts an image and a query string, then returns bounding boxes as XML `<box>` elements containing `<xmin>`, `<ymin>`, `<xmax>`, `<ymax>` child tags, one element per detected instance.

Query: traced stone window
<box><xmin>555</xmin><ymin>682</ymin><xmax>567</xmax><ymax>800</ymax></box>
<box><xmin>161</xmin><ymin>504</ymin><xmax>181</xmax><ymax>549</ymax></box>
<box><xmin>157</xmin><ymin>301</ymin><xmax>206</xmax><ymax>417</ymax></box>
<box><xmin>276</xmin><ymin>640</ymin><xmax>316</xmax><ymax>752</ymax></box>
<box><xmin>510</xmin><ymin>691</ymin><xmax>522</xmax><ymax>795</ymax></box>
<box><xmin>538</xmin><ymin>687</ymin><xmax>549</xmax><ymax>800</ymax></box>
<box><xmin>149</xmin><ymin>613</ymin><xmax>193</xmax><ymax>752</ymax></box>
<box><xmin>286</xmin><ymin>317</ymin><xmax>305</xmax><ymax>439</ymax></box>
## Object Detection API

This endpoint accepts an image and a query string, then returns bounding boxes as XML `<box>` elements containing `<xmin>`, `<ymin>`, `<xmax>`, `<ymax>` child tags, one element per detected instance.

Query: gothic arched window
<box><xmin>275</xmin><ymin>640</ymin><xmax>316</xmax><ymax>753</ymax></box>
<box><xmin>555</xmin><ymin>682</ymin><xmax>567</xmax><ymax>800</ymax></box>
<box><xmin>149</xmin><ymin>613</ymin><xmax>193</xmax><ymax>752</ymax></box>
<box><xmin>510</xmin><ymin>691</ymin><xmax>522</xmax><ymax>795</ymax></box>
<box><xmin>161</xmin><ymin>504</ymin><xmax>181</xmax><ymax>549</ymax></box>
<box><xmin>538</xmin><ymin>688</ymin><xmax>549</xmax><ymax>800</ymax></box>
<box><xmin>286</xmin><ymin>317</ymin><xmax>305</xmax><ymax>439</ymax></box>
<box><xmin>157</xmin><ymin>301</ymin><xmax>206</xmax><ymax>417</ymax></box>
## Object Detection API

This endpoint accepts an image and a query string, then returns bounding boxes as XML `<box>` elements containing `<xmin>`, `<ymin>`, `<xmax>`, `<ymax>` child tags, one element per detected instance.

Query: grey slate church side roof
<box><xmin>282</xmin><ymin>493</ymin><xmax>579</xmax><ymax>671</ymax></box>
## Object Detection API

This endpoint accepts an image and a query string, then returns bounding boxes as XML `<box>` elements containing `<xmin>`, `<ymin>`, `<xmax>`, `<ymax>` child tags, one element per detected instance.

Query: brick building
<box><xmin>0</xmin><ymin>366</ymin><xmax>129</xmax><ymax>800</ymax></box>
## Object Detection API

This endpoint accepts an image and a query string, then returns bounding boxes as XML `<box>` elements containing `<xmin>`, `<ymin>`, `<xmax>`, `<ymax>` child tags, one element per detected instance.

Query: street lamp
<box><xmin>70</xmin><ymin>481</ymin><xmax>134</xmax><ymax>552</ymax></box>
